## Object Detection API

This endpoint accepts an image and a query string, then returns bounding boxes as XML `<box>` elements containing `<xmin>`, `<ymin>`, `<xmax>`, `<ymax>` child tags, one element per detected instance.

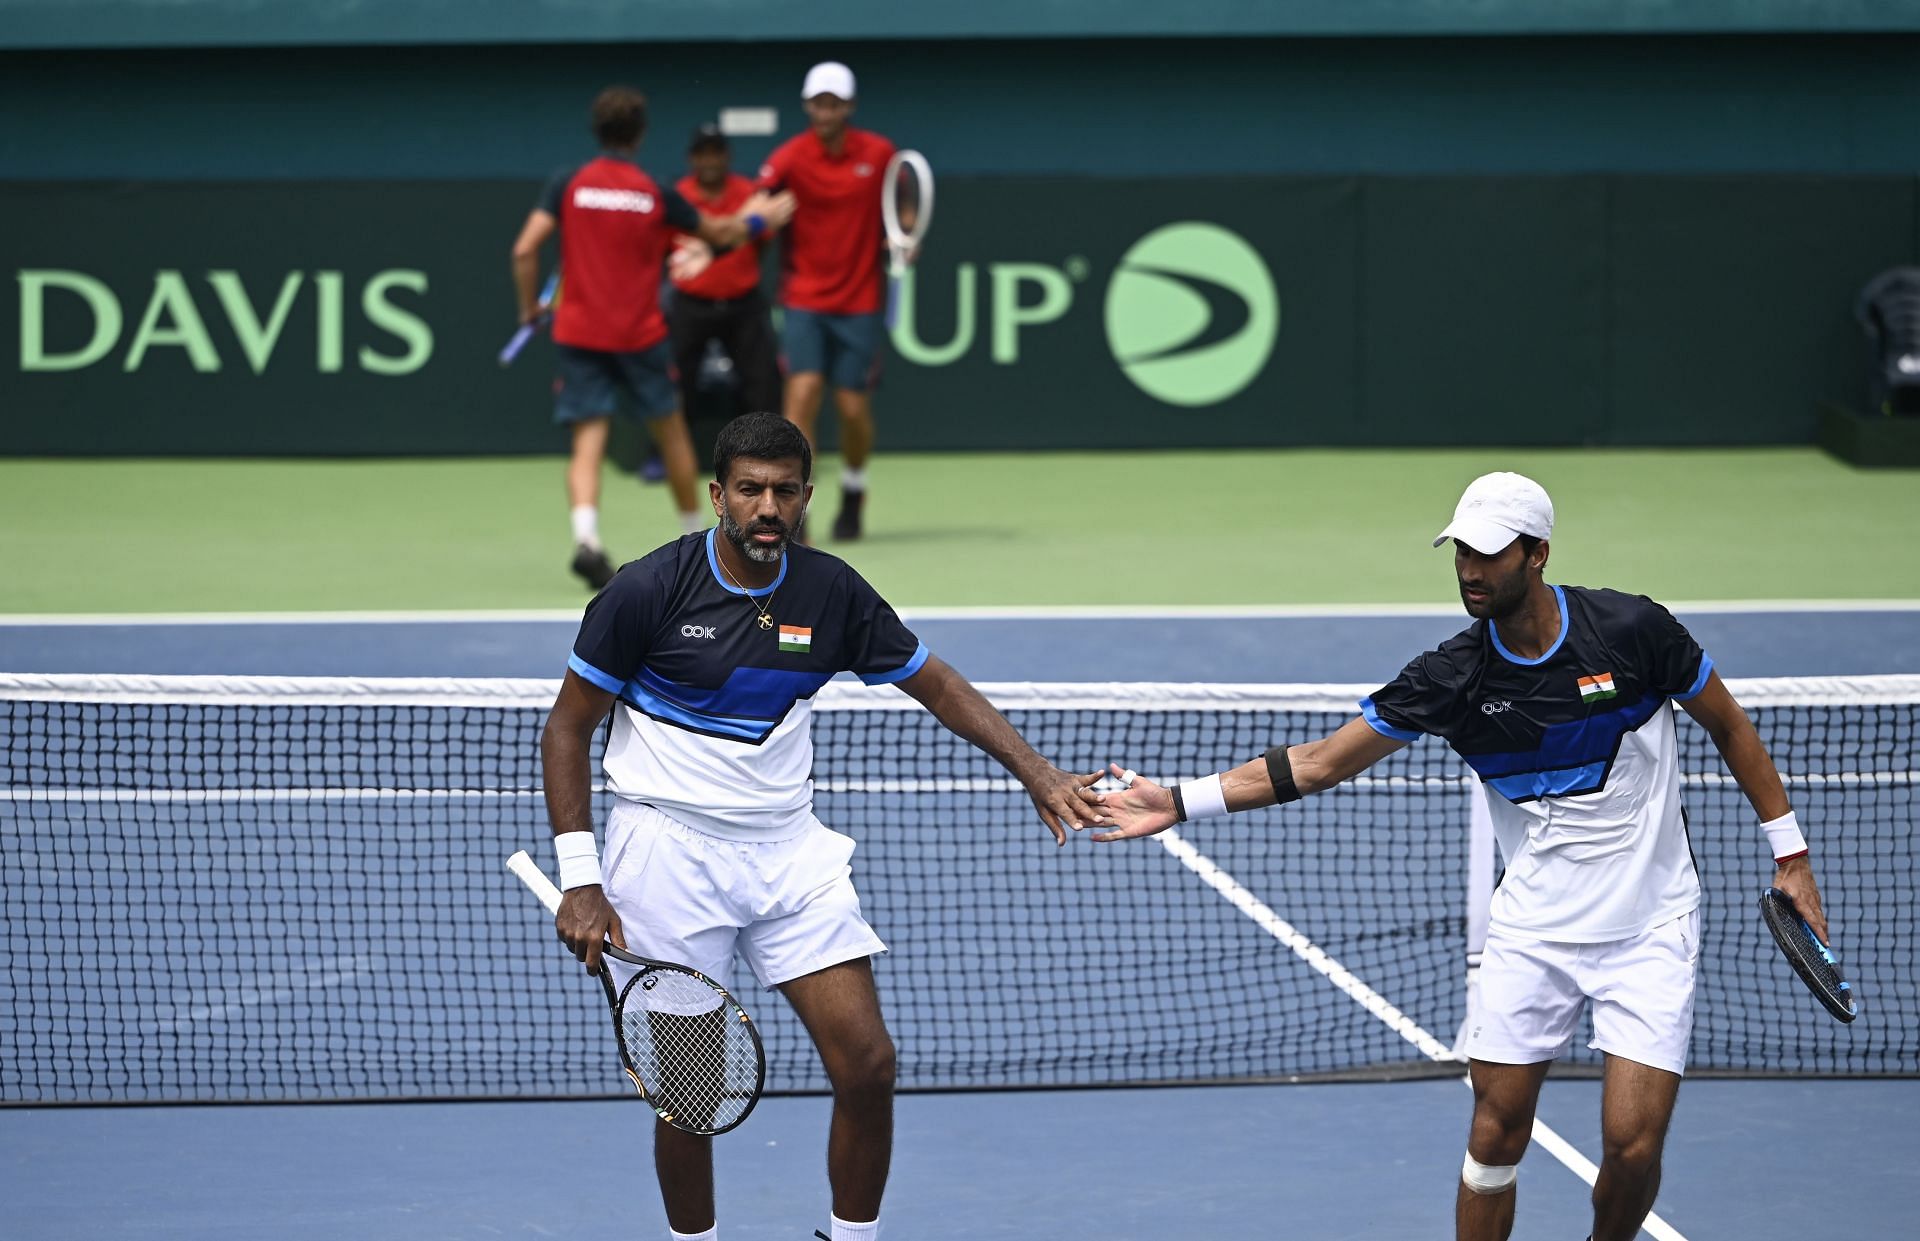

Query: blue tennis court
<box><xmin>3</xmin><ymin>607</ymin><xmax>1916</xmax><ymax>1239</ymax></box>
<box><xmin>5</xmin><ymin>1079</ymin><xmax>1915</xmax><ymax>1240</ymax></box>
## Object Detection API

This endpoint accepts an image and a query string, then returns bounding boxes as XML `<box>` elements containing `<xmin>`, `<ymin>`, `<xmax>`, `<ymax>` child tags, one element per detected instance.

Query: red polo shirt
<box><xmin>539</xmin><ymin>155</ymin><xmax>699</xmax><ymax>351</ymax></box>
<box><xmin>671</xmin><ymin>173</ymin><xmax>766</xmax><ymax>302</ymax></box>
<box><xmin>757</xmin><ymin>126</ymin><xmax>896</xmax><ymax>315</ymax></box>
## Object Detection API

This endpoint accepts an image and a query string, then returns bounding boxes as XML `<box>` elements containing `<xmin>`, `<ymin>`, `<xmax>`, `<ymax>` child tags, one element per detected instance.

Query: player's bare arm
<box><xmin>1679</xmin><ymin>670</ymin><xmax>1831</xmax><ymax>943</ymax></box>
<box><xmin>896</xmin><ymin>654</ymin><xmax>1103</xmax><ymax>845</ymax></box>
<box><xmin>693</xmin><ymin>189</ymin><xmax>796</xmax><ymax>250</ymax></box>
<box><xmin>509</xmin><ymin>209</ymin><xmax>557</xmax><ymax>324</ymax></box>
<box><xmin>538</xmin><ymin>668</ymin><xmax>628</xmax><ymax>972</ymax></box>
<box><xmin>1091</xmin><ymin>717</ymin><xmax>1409</xmax><ymax>842</ymax></box>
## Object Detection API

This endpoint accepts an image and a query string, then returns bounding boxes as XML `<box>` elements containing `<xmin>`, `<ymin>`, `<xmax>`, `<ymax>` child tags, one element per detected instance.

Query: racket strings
<box><xmin>1779</xmin><ymin>914</ymin><xmax>1844</xmax><ymax>986</ymax></box>
<box><xmin>619</xmin><ymin>972</ymin><xmax>761</xmax><ymax>1131</ymax></box>
<box><xmin>1760</xmin><ymin>893</ymin><xmax>1853</xmax><ymax>1021</ymax></box>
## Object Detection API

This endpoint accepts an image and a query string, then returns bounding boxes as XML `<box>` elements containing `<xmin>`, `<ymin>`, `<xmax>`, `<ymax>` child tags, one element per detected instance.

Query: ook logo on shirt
<box><xmin>680</xmin><ymin>624</ymin><xmax>718</xmax><ymax>640</ymax></box>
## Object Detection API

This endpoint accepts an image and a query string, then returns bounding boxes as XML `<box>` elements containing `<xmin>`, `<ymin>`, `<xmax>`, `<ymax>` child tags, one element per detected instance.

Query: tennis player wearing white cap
<box><xmin>757</xmin><ymin>61</ymin><xmax>900</xmax><ymax>541</ymax></box>
<box><xmin>1086</xmin><ymin>471</ymin><xmax>1832</xmax><ymax>1241</ymax></box>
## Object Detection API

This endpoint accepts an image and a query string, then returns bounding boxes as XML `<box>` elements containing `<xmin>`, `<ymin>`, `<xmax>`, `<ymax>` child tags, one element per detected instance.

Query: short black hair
<box><xmin>1518</xmin><ymin>534</ymin><xmax>1544</xmax><ymax>560</ymax></box>
<box><xmin>592</xmin><ymin>86</ymin><xmax>647</xmax><ymax>148</ymax></box>
<box><xmin>713</xmin><ymin>412</ymin><xmax>811</xmax><ymax>484</ymax></box>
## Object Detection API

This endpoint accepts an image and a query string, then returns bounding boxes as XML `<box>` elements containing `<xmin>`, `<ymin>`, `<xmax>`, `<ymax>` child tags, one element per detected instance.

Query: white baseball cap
<box><xmin>802</xmin><ymin>61</ymin><xmax>856</xmax><ymax>101</ymax></box>
<box><xmin>1432</xmin><ymin>472</ymin><xmax>1554</xmax><ymax>555</ymax></box>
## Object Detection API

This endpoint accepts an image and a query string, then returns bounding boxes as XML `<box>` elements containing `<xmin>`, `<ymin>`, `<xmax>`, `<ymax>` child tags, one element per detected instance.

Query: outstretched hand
<box><xmin>744</xmin><ymin>189</ymin><xmax>797</xmax><ymax>231</ymax></box>
<box><xmin>1086</xmin><ymin>762</ymin><xmax>1179</xmax><ymax>842</ymax></box>
<box><xmin>669</xmin><ymin>235</ymin><xmax>714</xmax><ymax>284</ymax></box>
<box><xmin>1022</xmin><ymin>764</ymin><xmax>1108</xmax><ymax>846</ymax></box>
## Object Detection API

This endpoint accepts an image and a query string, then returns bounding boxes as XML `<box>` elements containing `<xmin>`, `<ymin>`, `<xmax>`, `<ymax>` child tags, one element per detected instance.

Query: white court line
<box><xmin>3</xmin><ymin>599</ymin><xmax>1917</xmax><ymax>626</ymax></box>
<box><xmin>1155</xmin><ymin>826</ymin><xmax>1693</xmax><ymax>1241</ymax></box>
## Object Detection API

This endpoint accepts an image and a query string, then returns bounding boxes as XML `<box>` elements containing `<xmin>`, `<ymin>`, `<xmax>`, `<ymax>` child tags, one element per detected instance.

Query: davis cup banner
<box><xmin>0</xmin><ymin>177</ymin><xmax>1351</xmax><ymax>455</ymax></box>
<box><xmin>3</xmin><ymin>175</ymin><xmax>1862</xmax><ymax>454</ymax></box>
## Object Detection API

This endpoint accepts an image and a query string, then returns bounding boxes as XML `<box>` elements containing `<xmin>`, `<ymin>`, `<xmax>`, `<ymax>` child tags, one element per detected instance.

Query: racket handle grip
<box><xmin>497</xmin><ymin>323</ymin><xmax>535</xmax><ymax>367</ymax></box>
<box><xmin>507</xmin><ymin>850</ymin><xmax>564</xmax><ymax>915</ymax></box>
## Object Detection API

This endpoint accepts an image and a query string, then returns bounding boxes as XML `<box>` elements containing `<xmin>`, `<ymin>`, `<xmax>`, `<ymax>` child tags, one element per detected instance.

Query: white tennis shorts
<box><xmin>599</xmin><ymin>798</ymin><xmax>887</xmax><ymax>995</ymax></box>
<box><xmin>1466</xmin><ymin>909</ymin><xmax>1701</xmax><ymax>1076</ymax></box>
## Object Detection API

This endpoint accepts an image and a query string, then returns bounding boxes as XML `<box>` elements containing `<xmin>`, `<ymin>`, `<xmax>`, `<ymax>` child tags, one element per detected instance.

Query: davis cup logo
<box><xmin>1103</xmin><ymin>222</ymin><xmax>1279</xmax><ymax>407</ymax></box>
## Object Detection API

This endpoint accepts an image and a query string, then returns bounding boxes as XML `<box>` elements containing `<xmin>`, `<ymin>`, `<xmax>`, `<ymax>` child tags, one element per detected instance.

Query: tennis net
<box><xmin>2</xmin><ymin>673</ymin><xmax>1912</xmax><ymax>1104</ymax></box>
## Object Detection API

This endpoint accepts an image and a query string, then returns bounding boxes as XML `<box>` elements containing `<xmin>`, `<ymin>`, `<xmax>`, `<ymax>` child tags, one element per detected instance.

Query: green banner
<box><xmin>2</xmin><ymin>181</ymin><xmax>555</xmax><ymax>455</ymax></box>
<box><xmin>3</xmin><ymin>176</ymin><xmax>1911</xmax><ymax>456</ymax></box>
<box><xmin>879</xmin><ymin>177</ymin><xmax>1356</xmax><ymax>449</ymax></box>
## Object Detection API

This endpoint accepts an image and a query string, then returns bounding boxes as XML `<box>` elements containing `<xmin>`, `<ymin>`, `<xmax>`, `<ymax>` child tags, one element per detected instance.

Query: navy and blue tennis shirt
<box><xmin>1362</xmin><ymin>585</ymin><xmax>1715</xmax><ymax>942</ymax></box>
<box><xmin>567</xmin><ymin>529</ymin><xmax>928</xmax><ymax>841</ymax></box>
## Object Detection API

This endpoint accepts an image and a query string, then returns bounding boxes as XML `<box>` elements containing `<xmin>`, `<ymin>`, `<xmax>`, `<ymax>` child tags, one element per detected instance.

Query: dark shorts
<box><xmin>553</xmin><ymin>341</ymin><xmax>680</xmax><ymax>425</ymax></box>
<box><xmin>781</xmin><ymin>308</ymin><xmax>884</xmax><ymax>393</ymax></box>
<box><xmin>666</xmin><ymin>289</ymin><xmax>782</xmax><ymax>416</ymax></box>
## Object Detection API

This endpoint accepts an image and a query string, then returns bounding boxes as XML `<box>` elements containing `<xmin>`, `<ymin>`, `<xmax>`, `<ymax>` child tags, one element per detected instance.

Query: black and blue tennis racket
<box><xmin>1759</xmin><ymin>887</ymin><xmax>1856</xmax><ymax>1023</ymax></box>
<box><xmin>498</xmin><ymin>271</ymin><xmax>559</xmax><ymax>366</ymax></box>
<box><xmin>508</xmin><ymin>850</ymin><xmax>767</xmax><ymax>1133</ymax></box>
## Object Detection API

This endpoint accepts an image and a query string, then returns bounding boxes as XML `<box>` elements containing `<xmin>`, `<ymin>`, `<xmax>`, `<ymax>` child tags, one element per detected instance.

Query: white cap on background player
<box><xmin>1432</xmin><ymin>472</ymin><xmax>1554</xmax><ymax>555</ymax></box>
<box><xmin>802</xmin><ymin>61</ymin><xmax>856</xmax><ymax>100</ymax></box>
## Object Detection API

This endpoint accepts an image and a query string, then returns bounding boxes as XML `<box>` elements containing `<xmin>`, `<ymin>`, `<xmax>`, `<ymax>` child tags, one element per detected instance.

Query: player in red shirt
<box><xmin>668</xmin><ymin>124</ymin><xmax>782</xmax><ymax>424</ymax></box>
<box><xmin>757</xmin><ymin>61</ymin><xmax>897</xmax><ymax>540</ymax></box>
<box><xmin>511</xmin><ymin>87</ymin><xmax>793</xmax><ymax>589</ymax></box>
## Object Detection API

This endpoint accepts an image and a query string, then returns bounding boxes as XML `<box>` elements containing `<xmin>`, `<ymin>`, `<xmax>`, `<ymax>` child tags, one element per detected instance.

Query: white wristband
<box><xmin>1178</xmin><ymin>774</ymin><xmax>1229</xmax><ymax>822</ymax></box>
<box><xmin>553</xmin><ymin>830</ymin><xmax>603</xmax><ymax>890</ymax></box>
<box><xmin>1761</xmin><ymin>811</ymin><xmax>1808</xmax><ymax>862</ymax></box>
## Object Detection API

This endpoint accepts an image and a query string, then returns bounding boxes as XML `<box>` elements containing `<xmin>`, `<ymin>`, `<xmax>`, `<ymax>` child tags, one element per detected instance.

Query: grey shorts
<box><xmin>781</xmin><ymin>308</ymin><xmax>884</xmax><ymax>393</ymax></box>
<box><xmin>553</xmin><ymin>341</ymin><xmax>679</xmax><ymax>425</ymax></box>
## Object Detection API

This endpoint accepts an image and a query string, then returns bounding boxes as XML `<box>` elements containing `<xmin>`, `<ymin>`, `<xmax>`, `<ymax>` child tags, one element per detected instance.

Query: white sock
<box><xmin>570</xmin><ymin>505</ymin><xmax>600</xmax><ymax>550</ymax></box>
<box><xmin>839</xmin><ymin>466</ymin><xmax>867</xmax><ymax>493</ymax></box>
<box><xmin>668</xmin><ymin>1227</ymin><xmax>715</xmax><ymax>1241</ymax></box>
<box><xmin>830</xmin><ymin>1214</ymin><xmax>879</xmax><ymax>1241</ymax></box>
<box><xmin>679</xmin><ymin>509</ymin><xmax>706</xmax><ymax>536</ymax></box>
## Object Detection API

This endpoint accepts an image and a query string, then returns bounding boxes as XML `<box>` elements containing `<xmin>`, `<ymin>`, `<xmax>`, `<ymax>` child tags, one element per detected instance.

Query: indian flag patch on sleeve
<box><xmin>778</xmin><ymin>625</ymin><xmax>813</xmax><ymax>654</ymax></box>
<box><xmin>1577</xmin><ymin>672</ymin><xmax>1618</xmax><ymax>703</ymax></box>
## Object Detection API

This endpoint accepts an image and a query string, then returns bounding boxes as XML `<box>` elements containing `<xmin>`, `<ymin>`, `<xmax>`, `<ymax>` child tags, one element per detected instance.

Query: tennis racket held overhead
<box><xmin>506</xmin><ymin>850</ymin><xmax>768</xmax><ymax>1134</ymax></box>
<box><xmin>1759</xmin><ymin>886</ymin><xmax>1857</xmax><ymax>1023</ymax></box>
<box><xmin>881</xmin><ymin>149</ymin><xmax>933</xmax><ymax>329</ymax></box>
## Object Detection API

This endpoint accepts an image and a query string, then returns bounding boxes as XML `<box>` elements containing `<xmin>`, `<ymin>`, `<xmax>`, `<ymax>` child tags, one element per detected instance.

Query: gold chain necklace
<box><xmin>716</xmin><ymin>554</ymin><xmax>777</xmax><ymax>630</ymax></box>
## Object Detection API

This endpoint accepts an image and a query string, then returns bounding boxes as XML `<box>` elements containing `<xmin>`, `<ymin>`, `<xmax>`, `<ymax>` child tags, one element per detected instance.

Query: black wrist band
<box><xmin>1264</xmin><ymin>745</ymin><xmax>1301</xmax><ymax>805</ymax></box>
<box><xmin>1171</xmin><ymin>783</ymin><xmax>1188</xmax><ymax>823</ymax></box>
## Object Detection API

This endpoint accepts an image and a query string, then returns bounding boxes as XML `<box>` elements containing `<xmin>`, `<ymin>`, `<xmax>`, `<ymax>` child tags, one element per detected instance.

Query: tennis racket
<box><xmin>507</xmin><ymin>850</ymin><xmax>767</xmax><ymax>1133</ymax></box>
<box><xmin>881</xmin><ymin>149</ymin><xmax>933</xmax><ymax>328</ymax></box>
<box><xmin>1759</xmin><ymin>887</ymin><xmax>1857</xmax><ymax>1023</ymax></box>
<box><xmin>498</xmin><ymin>271</ymin><xmax>560</xmax><ymax>367</ymax></box>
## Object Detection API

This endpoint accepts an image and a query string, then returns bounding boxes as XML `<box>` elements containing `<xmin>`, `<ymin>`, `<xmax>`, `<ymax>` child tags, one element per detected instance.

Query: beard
<box><xmin>1459</xmin><ymin>569</ymin><xmax>1530</xmax><ymax>620</ymax></box>
<box><xmin>720</xmin><ymin>504</ymin><xmax>805</xmax><ymax>563</ymax></box>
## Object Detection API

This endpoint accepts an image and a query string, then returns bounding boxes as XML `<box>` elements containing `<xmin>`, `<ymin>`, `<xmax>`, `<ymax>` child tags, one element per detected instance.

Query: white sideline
<box><xmin>1157</xmin><ymin>826</ymin><xmax>1693</xmax><ymax>1241</ymax></box>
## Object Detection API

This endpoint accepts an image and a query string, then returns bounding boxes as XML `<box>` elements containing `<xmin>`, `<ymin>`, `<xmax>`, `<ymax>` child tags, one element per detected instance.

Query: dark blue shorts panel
<box><xmin>781</xmin><ymin>309</ymin><xmax>884</xmax><ymax>393</ymax></box>
<box><xmin>553</xmin><ymin>342</ymin><xmax>680</xmax><ymax>425</ymax></box>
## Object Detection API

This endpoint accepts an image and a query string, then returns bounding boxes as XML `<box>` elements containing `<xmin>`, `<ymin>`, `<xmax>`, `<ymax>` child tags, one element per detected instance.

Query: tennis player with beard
<box><xmin>1089</xmin><ymin>471</ymin><xmax>1831</xmax><ymax>1241</ymax></box>
<box><xmin>539</xmin><ymin>412</ymin><xmax>1101</xmax><ymax>1241</ymax></box>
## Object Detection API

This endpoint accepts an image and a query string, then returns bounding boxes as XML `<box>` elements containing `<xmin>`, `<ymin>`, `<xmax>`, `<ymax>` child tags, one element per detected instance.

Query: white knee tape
<box><xmin>1462</xmin><ymin>1153</ymin><xmax>1519</xmax><ymax>1194</ymax></box>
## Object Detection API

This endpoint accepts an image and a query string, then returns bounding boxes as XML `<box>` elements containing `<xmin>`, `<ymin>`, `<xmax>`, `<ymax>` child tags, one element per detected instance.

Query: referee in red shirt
<box><xmin>669</xmin><ymin>124</ymin><xmax>782</xmax><ymax>422</ymax></box>
<box><xmin>758</xmin><ymin>61</ymin><xmax>897</xmax><ymax>541</ymax></box>
<box><xmin>510</xmin><ymin>87</ymin><xmax>793</xmax><ymax>589</ymax></box>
